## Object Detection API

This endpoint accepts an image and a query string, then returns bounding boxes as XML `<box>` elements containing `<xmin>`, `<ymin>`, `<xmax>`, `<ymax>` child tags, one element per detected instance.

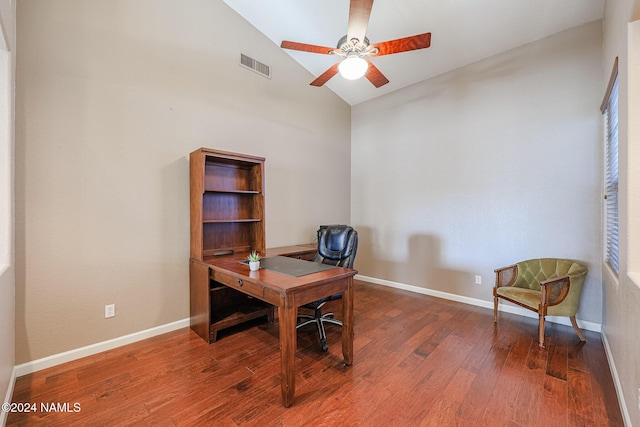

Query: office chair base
<box><xmin>297</xmin><ymin>311</ymin><xmax>343</xmax><ymax>352</ymax></box>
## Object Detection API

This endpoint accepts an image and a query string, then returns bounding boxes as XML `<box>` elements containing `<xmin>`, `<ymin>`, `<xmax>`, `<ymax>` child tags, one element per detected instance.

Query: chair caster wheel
<box><xmin>321</xmin><ymin>340</ymin><xmax>329</xmax><ymax>352</ymax></box>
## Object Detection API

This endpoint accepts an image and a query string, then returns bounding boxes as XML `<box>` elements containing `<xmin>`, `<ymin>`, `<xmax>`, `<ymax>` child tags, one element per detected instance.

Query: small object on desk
<box><xmin>247</xmin><ymin>250</ymin><xmax>261</xmax><ymax>271</ymax></box>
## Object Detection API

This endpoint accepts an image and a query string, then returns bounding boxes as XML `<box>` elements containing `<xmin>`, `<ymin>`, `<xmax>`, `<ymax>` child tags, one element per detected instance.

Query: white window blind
<box><xmin>603</xmin><ymin>70</ymin><xmax>619</xmax><ymax>274</ymax></box>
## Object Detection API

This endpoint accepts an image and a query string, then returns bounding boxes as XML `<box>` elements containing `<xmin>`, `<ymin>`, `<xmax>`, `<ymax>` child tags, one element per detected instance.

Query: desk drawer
<box><xmin>212</xmin><ymin>270</ymin><xmax>264</xmax><ymax>299</ymax></box>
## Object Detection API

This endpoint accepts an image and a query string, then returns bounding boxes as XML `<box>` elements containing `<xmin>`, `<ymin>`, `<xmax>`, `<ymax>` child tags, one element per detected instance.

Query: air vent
<box><xmin>240</xmin><ymin>53</ymin><xmax>271</xmax><ymax>79</ymax></box>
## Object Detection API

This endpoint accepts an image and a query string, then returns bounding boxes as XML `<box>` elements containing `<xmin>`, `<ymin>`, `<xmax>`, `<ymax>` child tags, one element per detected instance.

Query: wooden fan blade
<box><xmin>370</xmin><ymin>32</ymin><xmax>431</xmax><ymax>56</ymax></box>
<box><xmin>310</xmin><ymin>63</ymin><xmax>340</xmax><ymax>87</ymax></box>
<box><xmin>347</xmin><ymin>0</ymin><xmax>374</xmax><ymax>44</ymax></box>
<box><xmin>281</xmin><ymin>40</ymin><xmax>337</xmax><ymax>55</ymax></box>
<box><xmin>364</xmin><ymin>60</ymin><xmax>389</xmax><ymax>88</ymax></box>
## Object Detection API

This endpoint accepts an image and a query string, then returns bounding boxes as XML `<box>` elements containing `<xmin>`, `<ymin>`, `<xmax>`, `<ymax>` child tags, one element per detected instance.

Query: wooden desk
<box><xmin>189</xmin><ymin>245</ymin><xmax>357</xmax><ymax>407</ymax></box>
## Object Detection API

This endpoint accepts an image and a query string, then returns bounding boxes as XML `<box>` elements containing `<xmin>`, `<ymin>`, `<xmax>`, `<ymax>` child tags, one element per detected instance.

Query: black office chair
<box><xmin>297</xmin><ymin>225</ymin><xmax>358</xmax><ymax>352</ymax></box>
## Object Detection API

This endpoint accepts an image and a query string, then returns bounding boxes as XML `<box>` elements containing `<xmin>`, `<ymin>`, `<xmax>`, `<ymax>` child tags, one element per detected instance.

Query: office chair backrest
<box><xmin>314</xmin><ymin>225</ymin><xmax>358</xmax><ymax>268</ymax></box>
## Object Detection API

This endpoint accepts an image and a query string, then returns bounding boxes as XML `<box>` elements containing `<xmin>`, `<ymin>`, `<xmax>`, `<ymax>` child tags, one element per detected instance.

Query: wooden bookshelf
<box><xmin>189</xmin><ymin>148</ymin><xmax>270</xmax><ymax>343</ymax></box>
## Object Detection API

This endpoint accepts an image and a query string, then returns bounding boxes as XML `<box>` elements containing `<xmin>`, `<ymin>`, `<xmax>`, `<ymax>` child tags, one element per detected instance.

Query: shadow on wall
<box><xmin>355</xmin><ymin>227</ymin><xmax>474</xmax><ymax>296</ymax></box>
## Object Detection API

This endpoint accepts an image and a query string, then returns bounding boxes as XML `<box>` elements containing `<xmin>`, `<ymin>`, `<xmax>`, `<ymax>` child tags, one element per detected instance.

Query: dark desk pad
<box><xmin>245</xmin><ymin>256</ymin><xmax>336</xmax><ymax>277</ymax></box>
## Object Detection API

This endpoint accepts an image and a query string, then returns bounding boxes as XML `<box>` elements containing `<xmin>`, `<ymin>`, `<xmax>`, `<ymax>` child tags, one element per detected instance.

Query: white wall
<box><xmin>352</xmin><ymin>21</ymin><xmax>603</xmax><ymax>324</ymax></box>
<box><xmin>0</xmin><ymin>0</ymin><xmax>15</xmax><ymax>423</ymax></box>
<box><xmin>15</xmin><ymin>0</ymin><xmax>351</xmax><ymax>363</ymax></box>
<box><xmin>602</xmin><ymin>0</ymin><xmax>640</xmax><ymax>425</ymax></box>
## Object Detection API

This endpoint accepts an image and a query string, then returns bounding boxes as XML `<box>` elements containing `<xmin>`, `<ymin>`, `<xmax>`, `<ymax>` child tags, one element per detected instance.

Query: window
<box><xmin>602</xmin><ymin>58</ymin><xmax>619</xmax><ymax>274</ymax></box>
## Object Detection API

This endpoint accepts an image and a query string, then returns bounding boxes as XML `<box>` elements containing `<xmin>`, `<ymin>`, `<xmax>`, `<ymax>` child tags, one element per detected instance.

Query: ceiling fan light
<box><xmin>338</xmin><ymin>56</ymin><xmax>368</xmax><ymax>80</ymax></box>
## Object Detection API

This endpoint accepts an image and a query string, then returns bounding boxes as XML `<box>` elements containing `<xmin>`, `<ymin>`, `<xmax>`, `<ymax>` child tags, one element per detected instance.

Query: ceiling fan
<box><xmin>280</xmin><ymin>0</ymin><xmax>431</xmax><ymax>88</ymax></box>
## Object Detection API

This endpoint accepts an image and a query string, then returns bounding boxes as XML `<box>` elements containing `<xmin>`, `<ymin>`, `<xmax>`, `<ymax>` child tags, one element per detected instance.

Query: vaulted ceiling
<box><xmin>223</xmin><ymin>0</ymin><xmax>605</xmax><ymax>105</ymax></box>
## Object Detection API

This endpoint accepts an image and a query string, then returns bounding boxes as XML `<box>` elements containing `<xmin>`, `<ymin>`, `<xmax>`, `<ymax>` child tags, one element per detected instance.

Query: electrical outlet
<box><xmin>105</xmin><ymin>304</ymin><xmax>115</xmax><ymax>318</ymax></box>
<box><xmin>475</xmin><ymin>275</ymin><xmax>482</xmax><ymax>285</ymax></box>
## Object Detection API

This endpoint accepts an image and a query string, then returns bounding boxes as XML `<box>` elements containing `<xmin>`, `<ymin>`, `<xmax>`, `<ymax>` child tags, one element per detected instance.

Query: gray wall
<box><xmin>352</xmin><ymin>21</ymin><xmax>603</xmax><ymax>324</ymax></box>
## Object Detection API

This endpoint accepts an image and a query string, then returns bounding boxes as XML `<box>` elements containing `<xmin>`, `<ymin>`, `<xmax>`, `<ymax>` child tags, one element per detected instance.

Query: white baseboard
<box><xmin>355</xmin><ymin>274</ymin><xmax>602</xmax><ymax>332</ymax></box>
<box><xmin>601</xmin><ymin>327</ymin><xmax>632</xmax><ymax>427</ymax></box>
<box><xmin>1</xmin><ymin>366</ymin><xmax>17</xmax><ymax>427</ymax></box>
<box><xmin>14</xmin><ymin>318</ymin><xmax>190</xmax><ymax>378</ymax></box>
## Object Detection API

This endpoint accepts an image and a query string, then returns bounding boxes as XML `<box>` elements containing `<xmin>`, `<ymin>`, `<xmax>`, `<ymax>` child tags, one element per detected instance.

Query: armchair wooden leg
<box><xmin>570</xmin><ymin>316</ymin><xmax>586</xmax><ymax>342</ymax></box>
<box><xmin>538</xmin><ymin>315</ymin><xmax>545</xmax><ymax>348</ymax></box>
<box><xmin>493</xmin><ymin>295</ymin><xmax>498</xmax><ymax>323</ymax></box>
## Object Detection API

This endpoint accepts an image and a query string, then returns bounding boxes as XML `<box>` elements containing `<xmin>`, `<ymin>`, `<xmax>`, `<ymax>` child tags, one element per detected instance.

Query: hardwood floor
<box><xmin>7</xmin><ymin>281</ymin><xmax>623</xmax><ymax>426</ymax></box>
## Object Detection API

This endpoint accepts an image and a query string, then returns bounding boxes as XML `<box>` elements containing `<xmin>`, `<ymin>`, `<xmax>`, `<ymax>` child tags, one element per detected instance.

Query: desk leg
<box><xmin>342</xmin><ymin>277</ymin><xmax>354</xmax><ymax>365</ymax></box>
<box><xmin>278</xmin><ymin>304</ymin><xmax>297</xmax><ymax>407</ymax></box>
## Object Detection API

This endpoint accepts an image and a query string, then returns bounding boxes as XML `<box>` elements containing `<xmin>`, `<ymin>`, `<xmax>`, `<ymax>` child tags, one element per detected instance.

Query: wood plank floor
<box><xmin>7</xmin><ymin>281</ymin><xmax>624</xmax><ymax>426</ymax></box>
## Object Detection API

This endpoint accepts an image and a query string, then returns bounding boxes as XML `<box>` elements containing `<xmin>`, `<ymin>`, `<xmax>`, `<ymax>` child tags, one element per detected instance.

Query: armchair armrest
<box><xmin>494</xmin><ymin>264</ymin><xmax>517</xmax><ymax>288</ymax></box>
<box><xmin>540</xmin><ymin>275</ymin><xmax>571</xmax><ymax>308</ymax></box>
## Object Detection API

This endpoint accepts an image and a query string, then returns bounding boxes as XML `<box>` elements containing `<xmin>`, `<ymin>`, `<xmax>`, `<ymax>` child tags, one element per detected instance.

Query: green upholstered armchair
<box><xmin>493</xmin><ymin>258</ymin><xmax>588</xmax><ymax>348</ymax></box>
